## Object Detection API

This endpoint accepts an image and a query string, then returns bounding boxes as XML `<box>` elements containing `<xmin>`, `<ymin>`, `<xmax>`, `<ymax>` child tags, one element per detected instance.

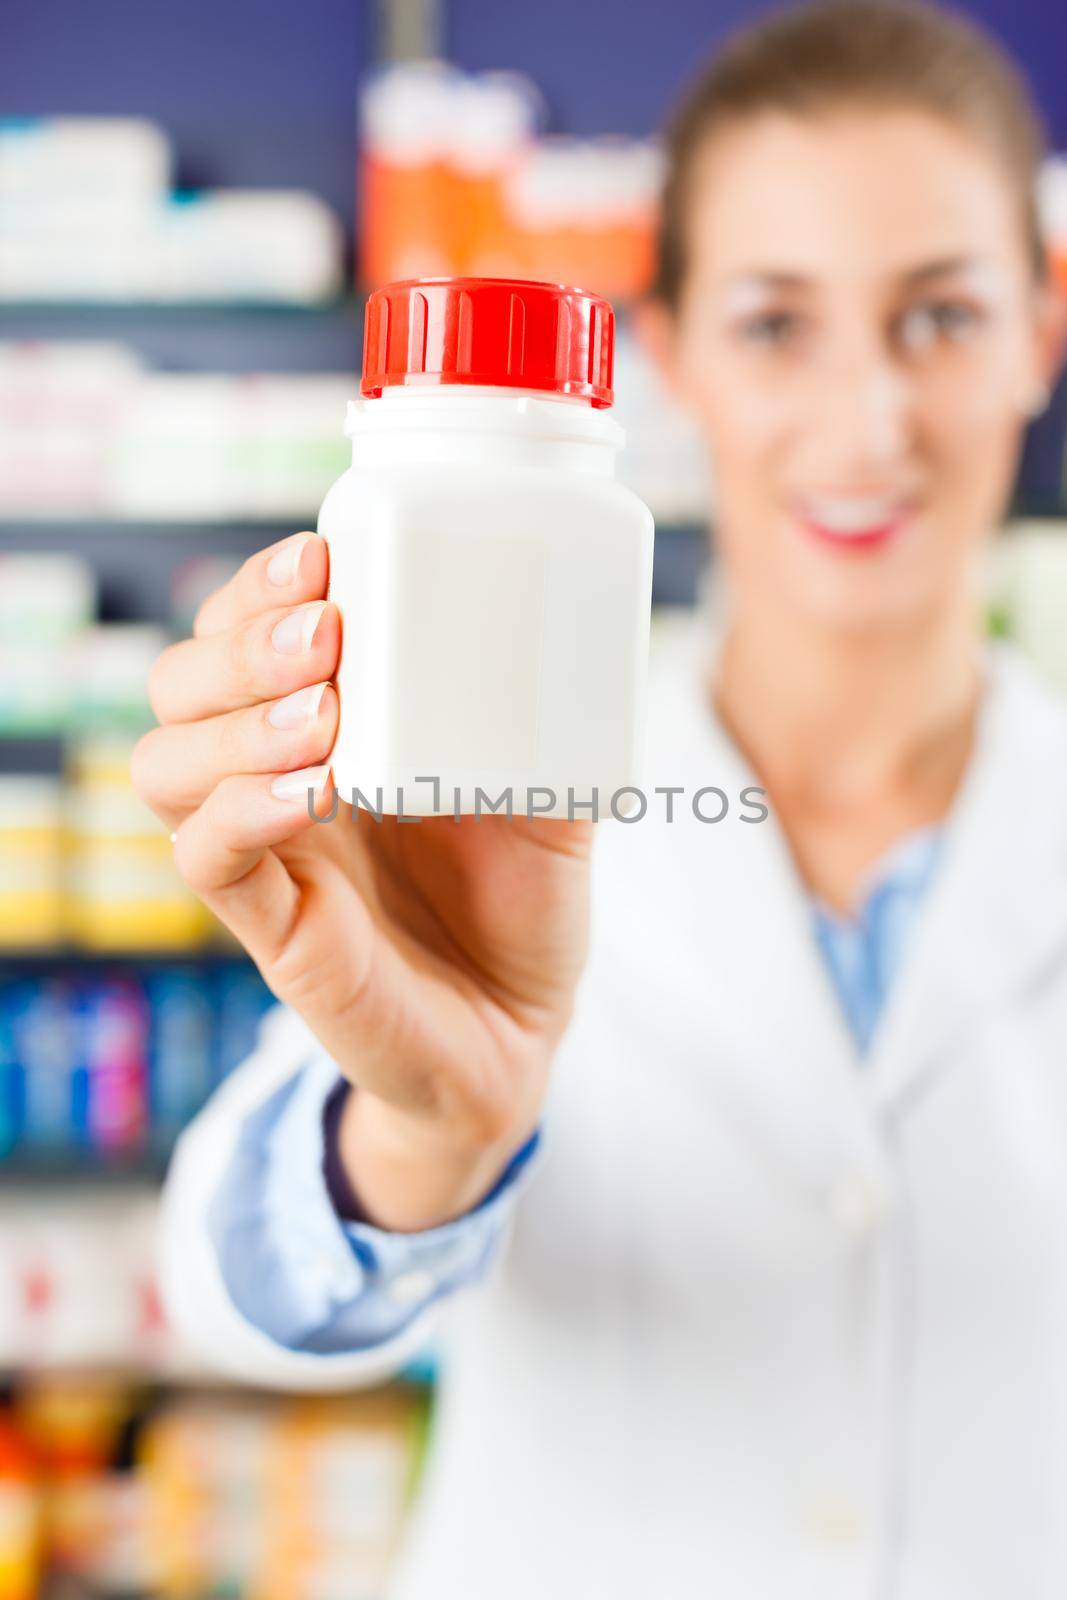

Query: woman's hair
<box><xmin>653</xmin><ymin>0</ymin><xmax>1048</xmax><ymax>305</ymax></box>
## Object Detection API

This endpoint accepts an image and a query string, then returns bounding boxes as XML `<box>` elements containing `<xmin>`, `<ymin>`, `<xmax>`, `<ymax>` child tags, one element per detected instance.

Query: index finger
<box><xmin>193</xmin><ymin>531</ymin><xmax>329</xmax><ymax>638</ymax></box>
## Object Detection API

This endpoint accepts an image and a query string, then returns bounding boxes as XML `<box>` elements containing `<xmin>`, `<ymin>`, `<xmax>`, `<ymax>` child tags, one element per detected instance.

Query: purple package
<box><xmin>83</xmin><ymin>979</ymin><xmax>150</xmax><ymax>1154</ymax></box>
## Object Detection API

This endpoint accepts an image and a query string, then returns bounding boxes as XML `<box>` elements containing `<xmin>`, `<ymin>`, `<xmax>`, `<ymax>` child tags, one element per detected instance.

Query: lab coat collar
<box><xmin>612</xmin><ymin>612</ymin><xmax>893</xmax><ymax>1208</ymax></box>
<box><xmin>635</xmin><ymin>613</ymin><xmax>1067</xmax><ymax>1142</ymax></box>
<box><xmin>863</xmin><ymin>638</ymin><xmax>1067</xmax><ymax>1110</ymax></box>
<box><xmin>607</xmin><ymin>611</ymin><xmax>1067</xmax><ymax>1203</ymax></box>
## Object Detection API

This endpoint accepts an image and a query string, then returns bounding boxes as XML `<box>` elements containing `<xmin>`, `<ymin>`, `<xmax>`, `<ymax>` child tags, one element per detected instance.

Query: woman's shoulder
<box><xmin>954</xmin><ymin>638</ymin><xmax>1067</xmax><ymax>895</ymax></box>
<box><xmin>983</xmin><ymin>637</ymin><xmax>1067</xmax><ymax>761</ymax></box>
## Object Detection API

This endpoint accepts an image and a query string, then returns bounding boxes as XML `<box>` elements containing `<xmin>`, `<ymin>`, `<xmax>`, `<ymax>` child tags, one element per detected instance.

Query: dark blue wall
<box><xmin>447</xmin><ymin>0</ymin><xmax>1067</xmax><ymax>146</ymax></box>
<box><xmin>3</xmin><ymin>0</ymin><xmax>367</xmax><ymax>215</ymax></box>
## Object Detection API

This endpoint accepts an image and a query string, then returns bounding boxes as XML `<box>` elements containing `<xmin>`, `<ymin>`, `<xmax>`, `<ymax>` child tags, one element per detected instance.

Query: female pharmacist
<box><xmin>137</xmin><ymin>4</ymin><xmax>1067</xmax><ymax>1595</ymax></box>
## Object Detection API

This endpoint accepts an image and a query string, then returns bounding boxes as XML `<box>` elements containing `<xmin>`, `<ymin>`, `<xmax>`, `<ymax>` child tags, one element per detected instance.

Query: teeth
<box><xmin>801</xmin><ymin>496</ymin><xmax>906</xmax><ymax>534</ymax></box>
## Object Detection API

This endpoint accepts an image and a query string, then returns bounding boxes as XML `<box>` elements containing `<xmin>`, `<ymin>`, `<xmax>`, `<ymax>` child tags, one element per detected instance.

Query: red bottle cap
<box><xmin>361</xmin><ymin>277</ymin><xmax>615</xmax><ymax>408</ymax></box>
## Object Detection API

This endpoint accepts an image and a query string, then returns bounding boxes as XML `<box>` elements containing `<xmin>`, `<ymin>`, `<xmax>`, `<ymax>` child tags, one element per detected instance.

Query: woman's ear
<box><xmin>628</xmin><ymin>295</ymin><xmax>689</xmax><ymax>408</ymax></box>
<box><xmin>1027</xmin><ymin>277</ymin><xmax>1067</xmax><ymax>415</ymax></box>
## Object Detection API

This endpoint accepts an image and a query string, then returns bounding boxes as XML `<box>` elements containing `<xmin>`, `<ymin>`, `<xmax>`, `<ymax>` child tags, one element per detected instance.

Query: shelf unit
<box><xmin>1</xmin><ymin>295</ymin><xmax>365</xmax><ymax>372</ymax></box>
<box><xmin>0</xmin><ymin>516</ymin><xmax>710</xmax><ymax>614</ymax></box>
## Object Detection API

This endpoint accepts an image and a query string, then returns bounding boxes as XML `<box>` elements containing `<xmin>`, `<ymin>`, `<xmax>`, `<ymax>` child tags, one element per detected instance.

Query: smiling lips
<box><xmin>796</xmin><ymin>494</ymin><xmax>916</xmax><ymax>553</ymax></box>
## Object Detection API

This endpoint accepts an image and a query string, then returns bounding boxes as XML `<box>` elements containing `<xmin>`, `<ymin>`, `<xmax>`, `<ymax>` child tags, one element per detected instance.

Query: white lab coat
<box><xmin>161</xmin><ymin>613</ymin><xmax>1067</xmax><ymax>1600</ymax></box>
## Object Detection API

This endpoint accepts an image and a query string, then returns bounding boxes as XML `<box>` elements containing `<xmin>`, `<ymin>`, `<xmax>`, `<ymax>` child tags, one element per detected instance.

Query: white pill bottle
<box><xmin>318</xmin><ymin>277</ymin><xmax>654</xmax><ymax>819</ymax></box>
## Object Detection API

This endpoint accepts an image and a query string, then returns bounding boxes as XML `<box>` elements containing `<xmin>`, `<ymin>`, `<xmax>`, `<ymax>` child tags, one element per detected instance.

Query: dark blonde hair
<box><xmin>653</xmin><ymin>0</ymin><xmax>1048</xmax><ymax>305</ymax></box>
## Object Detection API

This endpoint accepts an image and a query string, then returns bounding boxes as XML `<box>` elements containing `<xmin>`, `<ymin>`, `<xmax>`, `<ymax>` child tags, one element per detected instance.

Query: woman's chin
<box><xmin>786</xmin><ymin>568</ymin><xmax>948</xmax><ymax>638</ymax></box>
<box><xmin>775</xmin><ymin>516</ymin><xmax>954</xmax><ymax>636</ymax></box>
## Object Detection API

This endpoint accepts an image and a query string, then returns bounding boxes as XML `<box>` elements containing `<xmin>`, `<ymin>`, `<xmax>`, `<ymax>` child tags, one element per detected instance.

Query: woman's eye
<box><xmin>898</xmin><ymin>300</ymin><xmax>982</xmax><ymax>350</ymax></box>
<box><xmin>737</xmin><ymin>310</ymin><xmax>804</xmax><ymax>347</ymax></box>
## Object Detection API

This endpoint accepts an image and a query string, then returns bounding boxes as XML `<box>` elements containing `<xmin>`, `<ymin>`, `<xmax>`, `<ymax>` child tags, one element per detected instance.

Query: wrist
<box><xmin>336</xmin><ymin>1089</ymin><xmax>533</xmax><ymax>1234</ymax></box>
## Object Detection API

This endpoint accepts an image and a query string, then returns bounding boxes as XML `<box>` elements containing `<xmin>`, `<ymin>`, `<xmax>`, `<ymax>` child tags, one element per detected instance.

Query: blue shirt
<box><xmin>204</xmin><ymin>826</ymin><xmax>943</xmax><ymax>1355</ymax></box>
<box><xmin>812</xmin><ymin>823</ymin><xmax>943</xmax><ymax>1053</ymax></box>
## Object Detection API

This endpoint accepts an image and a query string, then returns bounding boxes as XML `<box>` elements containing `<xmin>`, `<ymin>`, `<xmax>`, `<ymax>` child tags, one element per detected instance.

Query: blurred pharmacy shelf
<box><xmin>0</xmin><ymin>1369</ymin><xmax>430</xmax><ymax>1599</ymax></box>
<box><xmin>0</xmin><ymin>954</ymin><xmax>275</xmax><ymax>1173</ymax></box>
<box><xmin>1</xmin><ymin>297</ymin><xmax>364</xmax><ymax>373</ymax></box>
<box><xmin>0</xmin><ymin>521</ymin><xmax>284</xmax><ymax>624</ymax></box>
<box><xmin>0</xmin><ymin>949</ymin><xmax>250</xmax><ymax>970</ymax></box>
<box><xmin>0</xmin><ymin>317</ymin><xmax>715</xmax><ymax>535</ymax></box>
<box><xmin>0</xmin><ymin>1158</ymin><xmax>168</xmax><ymax>1187</ymax></box>
<box><xmin>0</xmin><ymin>736</ymin><xmax>63</xmax><ymax>775</ymax></box>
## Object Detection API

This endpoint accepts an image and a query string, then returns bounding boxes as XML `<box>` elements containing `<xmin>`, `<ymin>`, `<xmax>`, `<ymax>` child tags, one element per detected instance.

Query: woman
<box><xmin>137</xmin><ymin>2</ymin><xmax>1067</xmax><ymax>1595</ymax></box>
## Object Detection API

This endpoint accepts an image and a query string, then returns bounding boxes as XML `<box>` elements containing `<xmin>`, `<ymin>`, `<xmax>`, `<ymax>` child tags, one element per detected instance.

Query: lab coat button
<box><xmin>806</xmin><ymin>1496</ymin><xmax>863</xmax><ymax>1543</ymax></box>
<box><xmin>828</xmin><ymin>1173</ymin><xmax>887</xmax><ymax>1234</ymax></box>
<box><xmin>388</xmin><ymin>1269</ymin><xmax>437</xmax><ymax>1306</ymax></box>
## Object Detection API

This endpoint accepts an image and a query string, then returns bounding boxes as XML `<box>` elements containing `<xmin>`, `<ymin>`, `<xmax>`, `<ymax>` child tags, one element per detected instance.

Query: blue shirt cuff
<box><xmin>206</xmin><ymin>1046</ymin><xmax>540</xmax><ymax>1356</ymax></box>
<box><xmin>321</xmin><ymin>1075</ymin><xmax>540</xmax><ymax>1276</ymax></box>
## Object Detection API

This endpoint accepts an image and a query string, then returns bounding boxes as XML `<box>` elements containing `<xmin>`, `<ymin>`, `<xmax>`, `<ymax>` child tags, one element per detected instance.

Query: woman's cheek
<box><xmin>926</xmin><ymin>385</ymin><xmax>1023</xmax><ymax>512</ymax></box>
<box><xmin>703</xmin><ymin>379</ymin><xmax>799</xmax><ymax>481</ymax></box>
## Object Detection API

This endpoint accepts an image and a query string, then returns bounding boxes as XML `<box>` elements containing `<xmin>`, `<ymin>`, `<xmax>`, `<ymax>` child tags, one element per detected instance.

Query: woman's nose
<box><xmin>814</xmin><ymin>344</ymin><xmax>912</xmax><ymax>466</ymax></box>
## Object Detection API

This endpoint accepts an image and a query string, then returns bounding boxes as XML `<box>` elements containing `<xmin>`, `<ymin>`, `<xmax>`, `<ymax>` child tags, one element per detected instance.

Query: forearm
<box><xmin>336</xmin><ymin>1088</ymin><xmax>534</xmax><ymax>1232</ymax></box>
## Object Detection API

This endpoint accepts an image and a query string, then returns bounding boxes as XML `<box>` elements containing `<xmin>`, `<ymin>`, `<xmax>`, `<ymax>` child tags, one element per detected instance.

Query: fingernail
<box><xmin>268</xmin><ymin>681</ymin><xmax>328</xmax><ymax>730</ymax></box>
<box><xmin>271</xmin><ymin>764</ymin><xmax>331</xmax><ymax>802</ymax></box>
<box><xmin>266</xmin><ymin>534</ymin><xmax>312</xmax><ymax>587</ymax></box>
<box><xmin>271</xmin><ymin>600</ymin><xmax>327</xmax><ymax>655</ymax></box>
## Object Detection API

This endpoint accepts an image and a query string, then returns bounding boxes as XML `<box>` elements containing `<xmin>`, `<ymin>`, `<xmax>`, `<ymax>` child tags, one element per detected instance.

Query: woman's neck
<box><xmin>709</xmin><ymin>596</ymin><xmax>985</xmax><ymax>909</ymax></box>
